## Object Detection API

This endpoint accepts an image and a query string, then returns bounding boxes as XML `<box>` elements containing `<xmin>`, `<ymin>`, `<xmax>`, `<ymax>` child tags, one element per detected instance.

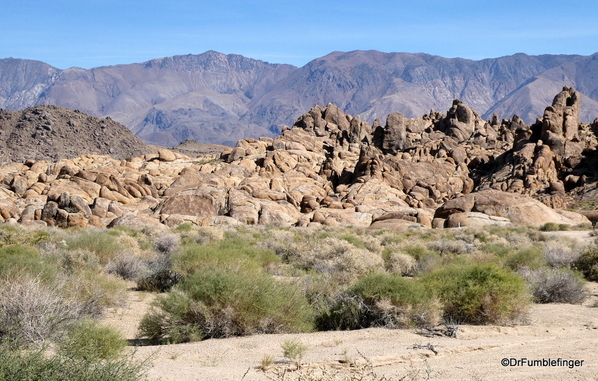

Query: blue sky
<box><xmin>2</xmin><ymin>0</ymin><xmax>597</xmax><ymax>69</ymax></box>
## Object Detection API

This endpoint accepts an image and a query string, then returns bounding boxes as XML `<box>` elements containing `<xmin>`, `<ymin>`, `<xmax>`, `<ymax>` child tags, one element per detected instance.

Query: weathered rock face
<box><xmin>0</xmin><ymin>87</ymin><xmax>596</xmax><ymax>230</ymax></box>
<box><xmin>475</xmin><ymin>87</ymin><xmax>598</xmax><ymax>209</ymax></box>
<box><xmin>434</xmin><ymin>190</ymin><xmax>589</xmax><ymax>228</ymax></box>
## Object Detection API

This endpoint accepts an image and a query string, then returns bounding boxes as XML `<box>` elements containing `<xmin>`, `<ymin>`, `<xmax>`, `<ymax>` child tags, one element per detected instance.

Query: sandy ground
<box><xmin>542</xmin><ymin>230</ymin><xmax>597</xmax><ymax>245</ymax></box>
<box><xmin>100</xmin><ymin>231</ymin><xmax>598</xmax><ymax>381</ymax></box>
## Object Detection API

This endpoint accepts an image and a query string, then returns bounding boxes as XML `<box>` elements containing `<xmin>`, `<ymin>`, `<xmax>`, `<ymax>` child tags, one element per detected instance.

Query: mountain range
<box><xmin>2</xmin><ymin>50</ymin><xmax>598</xmax><ymax>146</ymax></box>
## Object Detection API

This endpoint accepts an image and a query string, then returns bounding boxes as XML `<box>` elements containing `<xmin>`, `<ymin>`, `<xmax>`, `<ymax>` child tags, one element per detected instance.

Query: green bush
<box><xmin>66</xmin><ymin>231</ymin><xmax>120</xmax><ymax>264</ymax></box>
<box><xmin>481</xmin><ymin>243</ymin><xmax>513</xmax><ymax>257</ymax></box>
<box><xmin>136</xmin><ymin>269</ymin><xmax>183</xmax><ymax>292</ymax></box>
<box><xmin>540</xmin><ymin>222</ymin><xmax>560</xmax><ymax>232</ymax></box>
<box><xmin>281</xmin><ymin>338</ymin><xmax>308</xmax><ymax>362</ymax></box>
<box><xmin>504</xmin><ymin>247</ymin><xmax>545</xmax><ymax>271</ymax></box>
<box><xmin>314</xmin><ymin>293</ymin><xmax>367</xmax><ymax>331</ymax></box>
<box><xmin>0</xmin><ymin>345</ymin><xmax>148</xmax><ymax>381</ymax></box>
<box><xmin>350</xmin><ymin>273</ymin><xmax>431</xmax><ymax>308</ymax></box>
<box><xmin>421</xmin><ymin>263</ymin><xmax>529</xmax><ymax>324</ymax></box>
<box><xmin>172</xmin><ymin>238</ymin><xmax>280</xmax><ymax>275</ymax></box>
<box><xmin>340</xmin><ymin>235</ymin><xmax>365</xmax><ymax>249</ymax></box>
<box><xmin>316</xmin><ymin>273</ymin><xmax>440</xmax><ymax>330</ymax></box>
<box><xmin>572</xmin><ymin>245</ymin><xmax>598</xmax><ymax>281</ymax></box>
<box><xmin>60</xmin><ymin>321</ymin><xmax>127</xmax><ymax>360</ymax></box>
<box><xmin>0</xmin><ymin>244</ymin><xmax>58</xmax><ymax>281</ymax></box>
<box><xmin>350</xmin><ymin>273</ymin><xmax>440</xmax><ymax>328</ymax></box>
<box><xmin>138</xmin><ymin>268</ymin><xmax>314</xmax><ymax>343</ymax></box>
<box><xmin>0</xmin><ymin>226</ymin><xmax>55</xmax><ymax>247</ymax></box>
<box><xmin>404</xmin><ymin>245</ymin><xmax>434</xmax><ymax>260</ymax></box>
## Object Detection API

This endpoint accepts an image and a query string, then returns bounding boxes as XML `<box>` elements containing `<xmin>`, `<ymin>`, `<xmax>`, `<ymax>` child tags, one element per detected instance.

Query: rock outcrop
<box><xmin>0</xmin><ymin>87</ymin><xmax>596</xmax><ymax>230</ymax></box>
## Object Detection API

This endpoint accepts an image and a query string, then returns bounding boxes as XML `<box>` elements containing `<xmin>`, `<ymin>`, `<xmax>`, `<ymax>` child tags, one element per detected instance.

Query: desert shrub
<box><xmin>359</xmin><ymin>233</ymin><xmax>383</xmax><ymax>253</ymax></box>
<box><xmin>452</xmin><ymin>232</ymin><xmax>476</xmax><ymax>243</ymax></box>
<box><xmin>0</xmin><ymin>225</ymin><xmax>21</xmax><ymax>246</ymax></box>
<box><xmin>347</xmin><ymin>273</ymin><xmax>441</xmax><ymax>328</ymax></box>
<box><xmin>174</xmin><ymin>222</ymin><xmax>193</xmax><ymax>232</ymax></box>
<box><xmin>503</xmin><ymin>247</ymin><xmax>544</xmax><ymax>270</ymax></box>
<box><xmin>281</xmin><ymin>338</ymin><xmax>308</xmax><ymax>362</ymax></box>
<box><xmin>576</xmin><ymin>222</ymin><xmax>593</xmax><ymax>230</ymax></box>
<box><xmin>60</xmin><ymin>248</ymin><xmax>100</xmax><ymax>272</ymax></box>
<box><xmin>526</xmin><ymin>229</ymin><xmax>549</xmax><ymax>242</ymax></box>
<box><xmin>0</xmin><ymin>276</ymin><xmax>84</xmax><ymax>347</ymax></box>
<box><xmin>173</xmin><ymin>238</ymin><xmax>280</xmax><ymax>275</ymax></box>
<box><xmin>0</xmin><ymin>226</ymin><xmax>55</xmax><ymax>247</ymax></box>
<box><xmin>0</xmin><ymin>344</ymin><xmax>148</xmax><ymax>381</ymax></box>
<box><xmin>59</xmin><ymin>320</ymin><xmax>127</xmax><ymax>360</ymax></box>
<box><xmin>340</xmin><ymin>234</ymin><xmax>365</xmax><ymax>249</ymax></box>
<box><xmin>543</xmin><ymin>241</ymin><xmax>581</xmax><ymax>268</ymax></box>
<box><xmin>314</xmin><ymin>293</ymin><xmax>370</xmax><ymax>331</ymax></box>
<box><xmin>517</xmin><ymin>267</ymin><xmax>586</xmax><ymax>304</ymax></box>
<box><xmin>540</xmin><ymin>222</ymin><xmax>560</xmax><ymax>232</ymax></box>
<box><xmin>426</xmin><ymin>239</ymin><xmax>471</xmax><ymax>255</ymax></box>
<box><xmin>152</xmin><ymin>234</ymin><xmax>180</xmax><ymax>254</ymax></box>
<box><xmin>0</xmin><ymin>244</ymin><xmax>58</xmax><ymax>281</ymax></box>
<box><xmin>385</xmin><ymin>253</ymin><xmax>418</xmax><ymax>276</ymax></box>
<box><xmin>257</xmin><ymin>228</ymin><xmax>297</xmax><ymax>261</ymax></box>
<box><xmin>66</xmin><ymin>230</ymin><xmax>120</xmax><ymax>264</ymax></box>
<box><xmin>136</xmin><ymin>269</ymin><xmax>183</xmax><ymax>292</ymax></box>
<box><xmin>106</xmin><ymin>253</ymin><xmax>149</xmax><ymax>281</ymax></box>
<box><xmin>292</xmin><ymin>236</ymin><xmax>384</xmax><ymax>282</ymax></box>
<box><xmin>378</xmin><ymin>231</ymin><xmax>404</xmax><ymax>245</ymax></box>
<box><xmin>403</xmin><ymin>245</ymin><xmax>433</xmax><ymax>260</ymax></box>
<box><xmin>195</xmin><ymin>226</ymin><xmax>225</xmax><ymax>243</ymax></box>
<box><xmin>421</xmin><ymin>263</ymin><xmax>529</xmax><ymax>324</ymax></box>
<box><xmin>138</xmin><ymin>268</ymin><xmax>314</xmax><ymax>343</ymax></box>
<box><xmin>316</xmin><ymin>273</ymin><xmax>441</xmax><ymax>330</ymax></box>
<box><xmin>63</xmin><ymin>270</ymin><xmax>127</xmax><ymax>318</ymax></box>
<box><xmin>572</xmin><ymin>245</ymin><xmax>598</xmax><ymax>281</ymax></box>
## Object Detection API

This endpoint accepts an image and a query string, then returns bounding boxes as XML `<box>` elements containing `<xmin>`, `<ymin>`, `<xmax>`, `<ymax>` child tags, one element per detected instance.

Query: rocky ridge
<box><xmin>0</xmin><ymin>105</ymin><xmax>149</xmax><ymax>164</ymax></box>
<box><xmin>3</xmin><ymin>52</ymin><xmax>598</xmax><ymax>146</ymax></box>
<box><xmin>0</xmin><ymin>87</ymin><xmax>596</xmax><ymax>230</ymax></box>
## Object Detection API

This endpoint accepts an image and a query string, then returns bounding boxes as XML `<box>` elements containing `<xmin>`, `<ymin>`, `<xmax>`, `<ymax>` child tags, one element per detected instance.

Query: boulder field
<box><xmin>0</xmin><ymin>87</ymin><xmax>596</xmax><ymax>230</ymax></box>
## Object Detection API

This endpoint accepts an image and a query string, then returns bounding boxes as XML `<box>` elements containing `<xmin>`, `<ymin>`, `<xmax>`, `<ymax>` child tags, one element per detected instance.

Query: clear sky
<box><xmin>1</xmin><ymin>0</ymin><xmax>597</xmax><ymax>69</ymax></box>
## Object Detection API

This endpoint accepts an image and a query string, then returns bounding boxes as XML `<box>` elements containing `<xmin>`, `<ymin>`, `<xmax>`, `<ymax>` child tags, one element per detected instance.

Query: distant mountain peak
<box><xmin>1</xmin><ymin>51</ymin><xmax>598</xmax><ymax>146</ymax></box>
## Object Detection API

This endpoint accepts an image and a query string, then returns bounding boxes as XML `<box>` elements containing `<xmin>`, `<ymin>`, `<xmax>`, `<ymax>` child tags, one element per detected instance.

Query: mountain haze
<box><xmin>1</xmin><ymin>50</ymin><xmax>598</xmax><ymax>146</ymax></box>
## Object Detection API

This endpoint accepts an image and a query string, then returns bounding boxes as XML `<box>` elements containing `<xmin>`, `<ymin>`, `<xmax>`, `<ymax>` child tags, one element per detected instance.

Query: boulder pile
<box><xmin>0</xmin><ymin>87</ymin><xmax>596</xmax><ymax>230</ymax></box>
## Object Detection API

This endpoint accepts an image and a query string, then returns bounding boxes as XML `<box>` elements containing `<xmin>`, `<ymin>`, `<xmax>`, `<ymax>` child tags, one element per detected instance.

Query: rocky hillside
<box><xmin>0</xmin><ymin>53</ymin><xmax>297</xmax><ymax>146</ymax></box>
<box><xmin>0</xmin><ymin>105</ymin><xmax>149</xmax><ymax>164</ymax></box>
<box><xmin>2</xmin><ymin>51</ymin><xmax>598</xmax><ymax>146</ymax></box>
<box><xmin>0</xmin><ymin>87</ymin><xmax>596</xmax><ymax>231</ymax></box>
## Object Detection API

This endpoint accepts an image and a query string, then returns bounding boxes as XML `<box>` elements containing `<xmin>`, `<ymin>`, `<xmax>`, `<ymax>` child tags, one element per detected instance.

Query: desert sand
<box><xmin>101</xmin><ymin>289</ymin><xmax>598</xmax><ymax>381</ymax></box>
<box><xmin>101</xmin><ymin>231</ymin><xmax>598</xmax><ymax>381</ymax></box>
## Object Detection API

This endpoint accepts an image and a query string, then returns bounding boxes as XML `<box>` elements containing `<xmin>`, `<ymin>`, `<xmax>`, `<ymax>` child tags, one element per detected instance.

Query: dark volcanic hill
<box><xmin>0</xmin><ymin>105</ymin><xmax>148</xmax><ymax>164</ymax></box>
<box><xmin>2</xmin><ymin>51</ymin><xmax>598</xmax><ymax>146</ymax></box>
